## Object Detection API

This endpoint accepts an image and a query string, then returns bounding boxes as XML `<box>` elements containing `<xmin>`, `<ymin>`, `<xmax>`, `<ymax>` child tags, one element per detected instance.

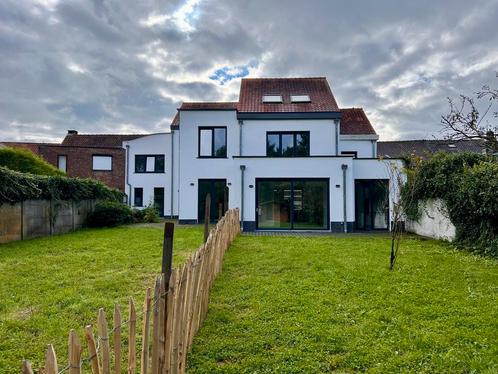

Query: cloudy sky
<box><xmin>1</xmin><ymin>0</ymin><xmax>497</xmax><ymax>142</ymax></box>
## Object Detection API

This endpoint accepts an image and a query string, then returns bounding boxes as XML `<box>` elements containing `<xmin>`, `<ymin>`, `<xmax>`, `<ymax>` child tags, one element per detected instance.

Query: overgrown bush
<box><xmin>131</xmin><ymin>204</ymin><xmax>161</xmax><ymax>223</ymax></box>
<box><xmin>87</xmin><ymin>201</ymin><xmax>132</xmax><ymax>227</ymax></box>
<box><xmin>142</xmin><ymin>204</ymin><xmax>161</xmax><ymax>223</ymax></box>
<box><xmin>0</xmin><ymin>147</ymin><xmax>64</xmax><ymax>176</ymax></box>
<box><xmin>402</xmin><ymin>152</ymin><xmax>498</xmax><ymax>257</ymax></box>
<box><xmin>0</xmin><ymin>166</ymin><xmax>123</xmax><ymax>204</ymax></box>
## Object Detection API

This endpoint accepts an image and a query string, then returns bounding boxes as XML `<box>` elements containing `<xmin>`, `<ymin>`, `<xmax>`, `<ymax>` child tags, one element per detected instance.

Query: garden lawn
<box><xmin>188</xmin><ymin>234</ymin><xmax>498</xmax><ymax>373</ymax></box>
<box><xmin>0</xmin><ymin>224</ymin><xmax>203</xmax><ymax>373</ymax></box>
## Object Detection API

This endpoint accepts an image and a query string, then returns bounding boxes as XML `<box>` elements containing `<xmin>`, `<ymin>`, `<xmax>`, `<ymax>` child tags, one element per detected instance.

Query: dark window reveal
<box><xmin>134</xmin><ymin>187</ymin><xmax>143</xmax><ymax>207</ymax></box>
<box><xmin>341</xmin><ymin>151</ymin><xmax>358</xmax><ymax>158</ymax></box>
<box><xmin>198</xmin><ymin>127</ymin><xmax>227</xmax><ymax>157</ymax></box>
<box><xmin>135</xmin><ymin>155</ymin><xmax>165</xmax><ymax>173</ymax></box>
<box><xmin>266</xmin><ymin>132</ymin><xmax>310</xmax><ymax>157</ymax></box>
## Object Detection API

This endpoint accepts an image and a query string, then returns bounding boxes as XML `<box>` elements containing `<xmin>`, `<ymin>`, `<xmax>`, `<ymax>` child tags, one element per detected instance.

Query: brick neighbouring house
<box><xmin>1</xmin><ymin>130</ymin><xmax>143</xmax><ymax>191</ymax></box>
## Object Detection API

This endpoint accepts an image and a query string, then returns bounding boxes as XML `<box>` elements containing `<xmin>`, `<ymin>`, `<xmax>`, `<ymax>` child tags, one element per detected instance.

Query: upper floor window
<box><xmin>262</xmin><ymin>95</ymin><xmax>282</xmax><ymax>103</ymax></box>
<box><xmin>57</xmin><ymin>155</ymin><xmax>67</xmax><ymax>172</ymax></box>
<box><xmin>92</xmin><ymin>155</ymin><xmax>112</xmax><ymax>171</ymax></box>
<box><xmin>198</xmin><ymin>127</ymin><xmax>227</xmax><ymax>158</ymax></box>
<box><xmin>290</xmin><ymin>94</ymin><xmax>311</xmax><ymax>103</ymax></box>
<box><xmin>135</xmin><ymin>155</ymin><xmax>165</xmax><ymax>173</ymax></box>
<box><xmin>266</xmin><ymin>132</ymin><xmax>310</xmax><ymax>157</ymax></box>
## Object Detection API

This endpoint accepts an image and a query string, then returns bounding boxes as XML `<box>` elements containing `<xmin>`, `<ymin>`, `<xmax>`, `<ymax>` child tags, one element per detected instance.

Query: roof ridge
<box><xmin>241</xmin><ymin>77</ymin><xmax>327</xmax><ymax>81</ymax></box>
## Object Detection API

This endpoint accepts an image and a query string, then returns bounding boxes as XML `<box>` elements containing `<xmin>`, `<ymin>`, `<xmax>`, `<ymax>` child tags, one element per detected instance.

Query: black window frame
<box><xmin>198</xmin><ymin>127</ymin><xmax>227</xmax><ymax>158</ymax></box>
<box><xmin>134</xmin><ymin>187</ymin><xmax>143</xmax><ymax>207</ymax></box>
<box><xmin>341</xmin><ymin>151</ymin><xmax>358</xmax><ymax>158</ymax></box>
<box><xmin>266</xmin><ymin>131</ymin><xmax>310</xmax><ymax>157</ymax></box>
<box><xmin>92</xmin><ymin>154</ymin><xmax>113</xmax><ymax>171</ymax></box>
<box><xmin>134</xmin><ymin>154</ymin><xmax>165</xmax><ymax>173</ymax></box>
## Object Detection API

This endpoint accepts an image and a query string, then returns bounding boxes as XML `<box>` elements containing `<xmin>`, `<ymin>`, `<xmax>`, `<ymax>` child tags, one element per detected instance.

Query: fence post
<box><xmin>141</xmin><ymin>287</ymin><xmax>152</xmax><ymax>374</ymax></box>
<box><xmin>203</xmin><ymin>193</ymin><xmax>211</xmax><ymax>243</ymax></box>
<box><xmin>128</xmin><ymin>298</ymin><xmax>137</xmax><ymax>374</ymax></box>
<box><xmin>114</xmin><ymin>304</ymin><xmax>122</xmax><ymax>374</ymax></box>
<box><xmin>98</xmin><ymin>309</ymin><xmax>111</xmax><ymax>374</ymax></box>
<box><xmin>162</xmin><ymin>222</ymin><xmax>174</xmax><ymax>287</ymax></box>
<box><xmin>84</xmin><ymin>325</ymin><xmax>100</xmax><ymax>374</ymax></box>
<box><xmin>68</xmin><ymin>330</ymin><xmax>81</xmax><ymax>374</ymax></box>
<box><xmin>21</xmin><ymin>360</ymin><xmax>33</xmax><ymax>374</ymax></box>
<box><xmin>45</xmin><ymin>344</ymin><xmax>58</xmax><ymax>374</ymax></box>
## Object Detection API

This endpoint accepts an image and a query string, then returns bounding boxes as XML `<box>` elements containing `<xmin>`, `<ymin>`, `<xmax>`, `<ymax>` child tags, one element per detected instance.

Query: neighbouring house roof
<box><xmin>237</xmin><ymin>77</ymin><xmax>340</xmax><ymax>113</ymax></box>
<box><xmin>340</xmin><ymin>108</ymin><xmax>377</xmax><ymax>135</ymax></box>
<box><xmin>61</xmin><ymin>133</ymin><xmax>144</xmax><ymax>148</ymax></box>
<box><xmin>0</xmin><ymin>142</ymin><xmax>47</xmax><ymax>154</ymax></box>
<box><xmin>377</xmin><ymin>139</ymin><xmax>487</xmax><ymax>158</ymax></box>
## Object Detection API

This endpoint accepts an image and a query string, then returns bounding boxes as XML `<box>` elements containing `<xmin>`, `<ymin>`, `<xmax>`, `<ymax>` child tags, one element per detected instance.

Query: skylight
<box><xmin>291</xmin><ymin>94</ymin><xmax>311</xmax><ymax>103</ymax></box>
<box><xmin>262</xmin><ymin>95</ymin><xmax>282</xmax><ymax>103</ymax></box>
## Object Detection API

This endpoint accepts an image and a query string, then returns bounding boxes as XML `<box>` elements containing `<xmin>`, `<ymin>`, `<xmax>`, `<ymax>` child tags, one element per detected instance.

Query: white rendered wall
<box><xmin>178</xmin><ymin>110</ymin><xmax>239</xmax><ymax>221</ymax></box>
<box><xmin>339</xmin><ymin>139</ymin><xmax>376</xmax><ymax>158</ymax></box>
<box><xmin>406</xmin><ymin>199</ymin><xmax>456</xmax><ymax>241</ymax></box>
<box><xmin>124</xmin><ymin>133</ymin><xmax>173</xmax><ymax>215</ymax></box>
<box><xmin>242</xmin><ymin>119</ymin><xmax>337</xmax><ymax>156</ymax></box>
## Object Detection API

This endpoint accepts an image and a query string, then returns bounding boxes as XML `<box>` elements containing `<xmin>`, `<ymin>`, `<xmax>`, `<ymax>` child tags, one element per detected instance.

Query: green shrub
<box><xmin>0</xmin><ymin>166</ymin><xmax>123</xmax><ymax>204</ymax></box>
<box><xmin>87</xmin><ymin>201</ymin><xmax>132</xmax><ymax>227</ymax></box>
<box><xmin>402</xmin><ymin>152</ymin><xmax>498</xmax><ymax>257</ymax></box>
<box><xmin>0</xmin><ymin>147</ymin><xmax>64</xmax><ymax>176</ymax></box>
<box><xmin>131</xmin><ymin>208</ymin><xmax>146</xmax><ymax>223</ymax></box>
<box><xmin>142</xmin><ymin>204</ymin><xmax>161</xmax><ymax>223</ymax></box>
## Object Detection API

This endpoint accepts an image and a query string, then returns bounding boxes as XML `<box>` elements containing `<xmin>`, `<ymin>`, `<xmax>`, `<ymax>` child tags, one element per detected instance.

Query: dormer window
<box><xmin>262</xmin><ymin>95</ymin><xmax>282</xmax><ymax>103</ymax></box>
<box><xmin>291</xmin><ymin>94</ymin><xmax>311</xmax><ymax>103</ymax></box>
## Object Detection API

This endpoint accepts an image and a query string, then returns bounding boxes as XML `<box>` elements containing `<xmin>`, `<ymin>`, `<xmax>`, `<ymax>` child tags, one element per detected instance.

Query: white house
<box><xmin>124</xmin><ymin>77</ymin><xmax>402</xmax><ymax>232</ymax></box>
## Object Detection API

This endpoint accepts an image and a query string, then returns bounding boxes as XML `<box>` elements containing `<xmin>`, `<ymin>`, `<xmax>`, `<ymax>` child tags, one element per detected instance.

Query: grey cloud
<box><xmin>0</xmin><ymin>0</ymin><xmax>497</xmax><ymax>141</ymax></box>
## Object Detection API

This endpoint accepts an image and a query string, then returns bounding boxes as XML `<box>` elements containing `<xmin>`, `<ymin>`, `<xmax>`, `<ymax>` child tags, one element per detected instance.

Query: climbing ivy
<box><xmin>0</xmin><ymin>166</ymin><xmax>123</xmax><ymax>204</ymax></box>
<box><xmin>402</xmin><ymin>152</ymin><xmax>498</xmax><ymax>257</ymax></box>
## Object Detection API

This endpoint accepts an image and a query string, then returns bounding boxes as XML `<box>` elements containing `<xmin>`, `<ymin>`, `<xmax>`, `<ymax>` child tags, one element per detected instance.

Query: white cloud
<box><xmin>139</xmin><ymin>0</ymin><xmax>203</xmax><ymax>33</ymax></box>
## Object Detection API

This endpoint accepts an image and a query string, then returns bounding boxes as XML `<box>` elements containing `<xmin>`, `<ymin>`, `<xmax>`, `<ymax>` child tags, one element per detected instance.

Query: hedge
<box><xmin>402</xmin><ymin>152</ymin><xmax>498</xmax><ymax>257</ymax></box>
<box><xmin>0</xmin><ymin>147</ymin><xmax>64</xmax><ymax>176</ymax></box>
<box><xmin>0</xmin><ymin>166</ymin><xmax>123</xmax><ymax>204</ymax></box>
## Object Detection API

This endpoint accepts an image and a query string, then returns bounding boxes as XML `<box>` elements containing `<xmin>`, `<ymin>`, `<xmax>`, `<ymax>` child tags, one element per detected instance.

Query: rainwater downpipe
<box><xmin>238</xmin><ymin>119</ymin><xmax>243</xmax><ymax>156</ymax></box>
<box><xmin>240</xmin><ymin>165</ymin><xmax>246</xmax><ymax>231</ymax></box>
<box><xmin>125</xmin><ymin>145</ymin><xmax>131</xmax><ymax>206</ymax></box>
<box><xmin>341</xmin><ymin>164</ymin><xmax>348</xmax><ymax>233</ymax></box>
<box><xmin>334</xmin><ymin>119</ymin><xmax>340</xmax><ymax>155</ymax></box>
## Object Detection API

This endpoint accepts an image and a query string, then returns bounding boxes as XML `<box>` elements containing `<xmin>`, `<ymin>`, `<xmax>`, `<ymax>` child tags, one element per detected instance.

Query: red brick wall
<box><xmin>38</xmin><ymin>145</ymin><xmax>127</xmax><ymax>191</ymax></box>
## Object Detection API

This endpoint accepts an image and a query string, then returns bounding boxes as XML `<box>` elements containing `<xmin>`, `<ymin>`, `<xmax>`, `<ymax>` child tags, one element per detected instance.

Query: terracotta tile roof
<box><xmin>0</xmin><ymin>142</ymin><xmax>45</xmax><ymax>154</ymax></box>
<box><xmin>340</xmin><ymin>108</ymin><xmax>377</xmax><ymax>135</ymax></box>
<box><xmin>61</xmin><ymin>134</ymin><xmax>144</xmax><ymax>148</ymax></box>
<box><xmin>179</xmin><ymin>102</ymin><xmax>238</xmax><ymax>110</ymax></box>
<box><xmin>171</xmin><ymin>111</ymin><xmax>179</xmax><ymax>128</ymax></box>
<box><xmin>377</xmin><ymin>139</ymin><xmax>487</xmax><ymax>159</ymax></box>
<box><xmin>237</xmin><ymin>77</ymin><xmax>340</xmax><ymax>113</ymax></box>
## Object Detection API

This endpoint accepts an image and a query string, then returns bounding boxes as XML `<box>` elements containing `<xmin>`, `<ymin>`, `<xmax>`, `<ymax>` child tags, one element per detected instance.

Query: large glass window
<box><xmin>199</xmin><ymin>127</ymin><xmax>227</xmax><ymax>157</ymax></box>
<box><xmin>266</xmin><ymin>132</ymin><xmax>310</xmax><ymax>157</ymax></box>
<box><xmin>135</xmin><ymin>155</ymin><xmax>165</xmax><ymax>173</ymax></box>
<box><xmin>257</xmin><ymin>179</ymin><xmax>328</xmax><ymax>230</ymax></box>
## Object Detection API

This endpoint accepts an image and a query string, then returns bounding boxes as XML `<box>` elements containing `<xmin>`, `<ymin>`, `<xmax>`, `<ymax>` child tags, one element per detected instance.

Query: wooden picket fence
<box><xmin>22</xmin><ymin>208</ymin><xmax>240</xmax><ymax>374</ymax></box>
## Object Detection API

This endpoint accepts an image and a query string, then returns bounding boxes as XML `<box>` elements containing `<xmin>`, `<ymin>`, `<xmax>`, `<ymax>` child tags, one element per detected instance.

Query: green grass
<box><xmin>0</xmin><ymin>224</ymin><xmax>203</xmax><ymax>372</ymax></box>
<box><xmin>188</xmin><ymin>234</ymin><xmax>498</xmax><ymax>373</ymax></box>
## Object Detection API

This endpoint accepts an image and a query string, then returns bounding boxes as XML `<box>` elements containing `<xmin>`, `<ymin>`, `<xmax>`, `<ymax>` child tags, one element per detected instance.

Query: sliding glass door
<box><xmin>256</xmin><ymin>179</ymin><xmax>329</xmax><ymax>230</ymax></box>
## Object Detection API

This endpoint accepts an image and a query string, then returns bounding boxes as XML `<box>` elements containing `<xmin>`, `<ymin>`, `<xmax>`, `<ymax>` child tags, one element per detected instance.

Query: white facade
<box><xmin>123</xmin><ymin>133</ymin><xmax>179</xmax><ymax>217</ymax></box>
<box><xmin>123</xmin><ymin>110</ymin><xmax>402</xmax><ymax>232</ymax></box>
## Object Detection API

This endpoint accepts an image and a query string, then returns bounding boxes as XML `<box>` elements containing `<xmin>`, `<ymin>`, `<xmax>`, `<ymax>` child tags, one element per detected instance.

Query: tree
<box><xmin>441</xmin><ymin>74</ymin><xmax>498</xmax><ymax>154</ymax></box>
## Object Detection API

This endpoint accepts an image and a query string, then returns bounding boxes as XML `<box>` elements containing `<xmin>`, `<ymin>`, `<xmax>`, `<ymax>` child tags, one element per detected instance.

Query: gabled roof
<box><xmin>237</xmin><ymin>77</ymin><xmax>340</xmax><ymax>113</ymax></box>
<box><xmin>377</xmin><ymin>139</ymin><xmax>486</xmax><ymax>159</ymax></box>
<box><xmin>61</xmin><ymin>134</ymin><xmax>144</xmax><ymax>148</ymax></box>
<box><xmin>340</xmin><ymin>108</ymin><xmax>377</xmax><ymax>135</ymax></box>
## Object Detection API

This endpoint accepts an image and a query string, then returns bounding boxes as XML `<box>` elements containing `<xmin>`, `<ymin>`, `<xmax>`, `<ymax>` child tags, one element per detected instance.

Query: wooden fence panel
<box><xmin>22</xmin><ymin>209</ymin><xmax>240</xmax><ymax>374</ymax></box>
